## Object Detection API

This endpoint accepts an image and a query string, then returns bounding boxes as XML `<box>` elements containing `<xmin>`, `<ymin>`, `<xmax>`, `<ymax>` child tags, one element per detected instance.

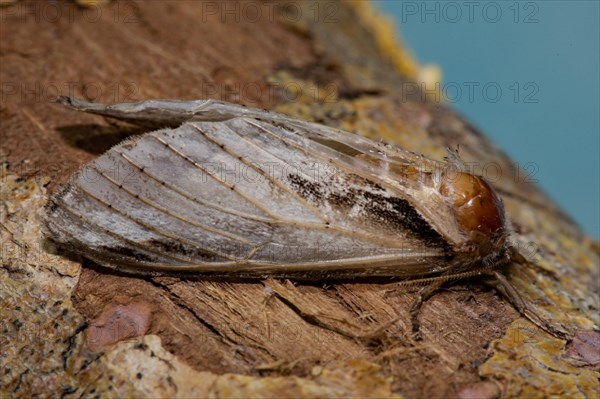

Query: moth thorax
<box><xmin>440</xmin><ymin>172</ymin><xmax>506</xmax><ymax>252</ymax></box>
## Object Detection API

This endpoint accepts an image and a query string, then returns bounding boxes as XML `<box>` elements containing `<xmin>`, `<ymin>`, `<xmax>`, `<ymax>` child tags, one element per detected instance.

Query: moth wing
<box><xmin>45</xmin><ymin>118</ymin><xmax>449</xmax><ymax>277</ymax></box>
<box><xmin>241</xmin><ymin>117</ymin><xmax>466</xmax><ymax>247</ymax></box>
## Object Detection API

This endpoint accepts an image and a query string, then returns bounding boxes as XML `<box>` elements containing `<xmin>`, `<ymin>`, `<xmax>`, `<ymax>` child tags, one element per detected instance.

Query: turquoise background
<box><xmin>377</xmin><ymin>0</ymin><xmax>599</xmax><ymax>240</ymax></box>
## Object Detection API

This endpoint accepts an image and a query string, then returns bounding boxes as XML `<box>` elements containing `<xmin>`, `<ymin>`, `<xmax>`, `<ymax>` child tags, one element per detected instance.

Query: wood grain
<box><xmin>1</xmin><ymin>1</ymin><xmax>597</xmax><ymax>398</ymax></box>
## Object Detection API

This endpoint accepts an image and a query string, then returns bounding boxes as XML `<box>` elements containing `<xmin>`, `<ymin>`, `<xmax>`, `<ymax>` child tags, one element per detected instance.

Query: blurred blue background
<box><xmin>377</xmin><ymin>0</ymin><xmax>599</xmax><ymax>240</ymax></box>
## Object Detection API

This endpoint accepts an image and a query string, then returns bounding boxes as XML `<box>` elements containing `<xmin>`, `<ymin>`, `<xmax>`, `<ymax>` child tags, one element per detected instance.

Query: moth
<box><xmin>44</xmin><ymin>96</ymin><xmax>566</xmax><ymax>339</ymax></box>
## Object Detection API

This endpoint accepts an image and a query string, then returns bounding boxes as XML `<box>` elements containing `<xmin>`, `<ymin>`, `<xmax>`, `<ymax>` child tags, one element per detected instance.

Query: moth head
<box><xmin>439</xmin><ymin>172</ymin><xmax>506</xmax><ymax>253</ymax></box>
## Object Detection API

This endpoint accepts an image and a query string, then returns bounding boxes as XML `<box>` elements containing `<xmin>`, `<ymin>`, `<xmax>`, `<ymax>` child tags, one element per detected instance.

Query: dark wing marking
<box><xmin>234</xmin><ymin>117</ymin><xmax>464</xmax><ymax>248</ymax></box>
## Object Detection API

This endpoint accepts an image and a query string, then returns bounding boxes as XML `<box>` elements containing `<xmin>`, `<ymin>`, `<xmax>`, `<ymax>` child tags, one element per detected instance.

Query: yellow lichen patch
<box><xmin>268</xmin><ymin>71</ymin><xmax>341</xmax><ymax>105</ymax></box>
<box><xmin>347</xmin><ymin>0</ymin><xmax>419</xmax><ymax>80</ymax></box>
<box><xmin>75</xmin><ymin>0</ymin><xmax>111</xmax><ymax>7</ymax></box>
<box><xmin>340</xmin><ymin>96</ymin><xmax>447</xmax><ymax>158</ymax></box>
<box><xmin>348</xmin><ymin>1</ymin><xmax>442</xmax><ymax>95</ymax></box>
<box><xmin>1</xmin><ymin>172</ymin><xmax>84</xmax><ymax>396</ymax></box>
<box><xmin>503</xmin><ymin>261</ymin><xmax>597</xmax><ymax>336</ymax></box>
<box><xmin>213</xmin><ymin>357</ymin><xmax>402</xmax><ymax>399</ymax></box>
<box><xmin>268</xmin><ymin>78</ymin><xmax>448</xmax><ymax>161</ymax></box>
<box><xmin>0</xmin><ymin>174</ymin><xmax>81</xmax><ymax>280</ymax></box>
<box><xmin>82</xmin><ymin>335</ymin><xmax>403</xmax><ymax>398</ymax></box>
<box><xmin>480</xmin><ymin>320</ymin><xmax>599</xmax><ymax>399</ymax></box>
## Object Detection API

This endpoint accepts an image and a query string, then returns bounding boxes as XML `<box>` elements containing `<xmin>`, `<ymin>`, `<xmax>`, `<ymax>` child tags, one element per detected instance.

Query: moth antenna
<box><xmin>384</xmin><ymin>266</ymin><xmax>495</xmax><ymax>292</ymax></box>
<box><xmin>443</xmin><ymin>145</ymin><xmax>460</xmax><ymax>161</ymax></box>
<box><xmin>443</xmin><ymin>145</ymin><xmax>471</xmax><ymax>173</ymax></box>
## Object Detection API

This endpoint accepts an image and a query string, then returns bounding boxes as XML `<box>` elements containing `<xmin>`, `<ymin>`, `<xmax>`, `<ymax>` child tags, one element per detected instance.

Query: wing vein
<box><xmin>118</xmin><ymin>150</ymin><xmax>276</xmax><ymax>223</ymax></box>
<box><xmin>50</xmin><ymin>197</ymin><xmax>199</xmax><ymax>264</ymax></box>
<box><xmin>192</xmin><ymin>121</ymin><xmax>422</xmax><ymax>248</ymax></box>
<box><xmin>93</xmin><ymin>165</ymin><xmax>255</xmax><ymax>245</ymax></box>
<box><xmin>149</xmin><ymin>133</ymin><xmax>284</xmax><ymax>221</ymax></box>
<box><xmin>246</xmin><ymin>118</ymin><xmax>413</xmax><ymax>195</ymax></box>
<box><xmin>119</xmin><ymin>146</ymin><xmax>411</xmax><ymax>247</ymax></box>
<box><xmin>74</xmin><ymin>177</ymin><xmax>238</xmax><ymax>261</ymax></box>
<box><xmin>47</xmin><ymin>218</ymin><xmax>234</xmax><ymax>270</ymax></box>
<box><xmin>191</xmin><ymin>122</ymin><xmax>329</xmax><ymax>223</ymax></box>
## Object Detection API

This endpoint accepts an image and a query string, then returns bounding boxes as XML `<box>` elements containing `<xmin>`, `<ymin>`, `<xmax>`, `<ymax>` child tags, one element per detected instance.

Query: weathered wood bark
<box><xmin>1</xmin><ymin>1</ymin><xmax>598</xmax><ymax>398</ymax></box>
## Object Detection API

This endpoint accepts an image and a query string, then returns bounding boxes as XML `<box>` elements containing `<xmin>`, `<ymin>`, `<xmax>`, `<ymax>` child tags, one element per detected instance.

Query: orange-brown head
<box><xmin>440</xmin><ymin>172</ymin><xmax>506</xmax><ymax>254</ymax></box>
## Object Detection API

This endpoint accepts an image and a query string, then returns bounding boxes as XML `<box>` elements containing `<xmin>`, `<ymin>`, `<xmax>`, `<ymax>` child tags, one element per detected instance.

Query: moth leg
<box><xmin>489</xmin><ymin>271</ymin><xmax>569</xmax><ymax>340</ymax></box>
<box><xmin>410</xmin><ymin>279</ymin><xmax>446</xmax><ymax>341</ymax></box>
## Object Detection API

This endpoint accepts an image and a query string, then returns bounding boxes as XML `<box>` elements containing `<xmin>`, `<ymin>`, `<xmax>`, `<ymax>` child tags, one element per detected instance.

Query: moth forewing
<box><xmin>45</xmin><ymin>119</ymin><xmax>454</xmax><ymax>276</ymax></box>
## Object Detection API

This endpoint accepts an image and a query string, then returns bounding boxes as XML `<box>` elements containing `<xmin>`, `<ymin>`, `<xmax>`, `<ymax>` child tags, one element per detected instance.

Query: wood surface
<box><xmin>1</xmin><ymin>1</ymin><xmax>598</xmax><ymax>398</ymax></box>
